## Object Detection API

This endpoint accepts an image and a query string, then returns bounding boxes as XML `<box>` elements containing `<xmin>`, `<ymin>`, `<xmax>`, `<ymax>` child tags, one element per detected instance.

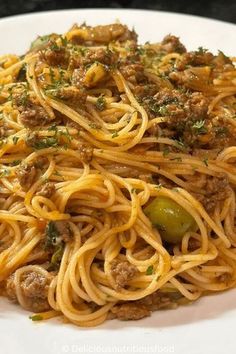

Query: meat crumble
<box><xmin>36</xmin><ymin>182</ymin><xmax>56</xmax><ymax>198</ymax></box>
<box><xmin>111</xmin><ymin>260</ymin><xmax>138</xmax><ymax>289</ymax></box>
<box><xmin>15</xmin><ymin>163</ymin><xmax>37</xmax><ymax>190</ymax></box>
<box><xmin>193</xmin><ymin>174</ymin><xmax>231</xmax><ymax>212</ymax></box>
<box><xmin>6</xmin><ymin>271</ymin><xmax>51</xmax><ymax>312</ymax></box>
<box><xmin>110</xmin><ymin>291</ymin><xmax>183</xmax><ymax>321</ymax></box>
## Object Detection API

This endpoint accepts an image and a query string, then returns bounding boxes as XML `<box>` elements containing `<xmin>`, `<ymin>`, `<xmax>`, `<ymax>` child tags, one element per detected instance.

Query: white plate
<box><xmin>0</xmin><ymin>9</ymin><xmax>236</xmax><ymax>354</ymax></box>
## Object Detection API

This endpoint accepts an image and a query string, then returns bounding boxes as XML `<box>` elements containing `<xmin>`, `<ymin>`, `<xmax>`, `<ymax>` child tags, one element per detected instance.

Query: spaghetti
<box><xmin>0</xmin><ymin>23</ymin><xmax>236</xmax><ymax>327</ymax></box>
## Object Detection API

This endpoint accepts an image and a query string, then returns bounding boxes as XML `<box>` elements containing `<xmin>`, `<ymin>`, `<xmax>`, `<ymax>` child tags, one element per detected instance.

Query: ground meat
<box><xmin>40</xmin><ymin>44</ymin><xmax>69</xmax><ymax>67</ymax></box>
<box><xmin>71</xmin><ymin>68</ymin><xmax>83</xmax><ymax>88</ymax></box>
<box><xmin>51</xmin><ymin>86</ymin><xmax>87</xmax><ymax>105</ymax></box>
<box><xmin>175</xmin><ymin>51</ymin><xmax>214</xmax><ymax>71</ymax></box>
<box><xmin>64</xmin><ymin>117</ymin><xmax>81</xmax><ymax>131</ymax></box>
<box><xmin>218</xmin><ymin>272</ymin><xmax>232</xmax><ymax>285</ymax></box>
<box><xmin>36</xmin><ymin>182</ymin><xmax>55</xmax><ymax>198</ymax></box>
<box><xmin>139</xmin><ymin>174</ymin><xmax>153</xmax><ymax>183</ymax></box>
<box><xmin>185</xmin><ymin>92</ymin><xmax>209</xmax><ymax>119</ymax></box>
<box><xmin>70</xmin><ymin>48</ymin><xmax>118</xmax><ymax>69</ymax></box>
<box><xmin>169</xmin><ymin>64</ymin><xmax>212</xmax><ymax>91</ymax></box>
<box><xmin>6</xmin><ymin>271</ymin><xmax>51</xmax><ymax>312</ymax></box>
<box><xmin>137</xmin><ymin>291</ymin><xmax>180</xmax><ymax>311</ymax></box>
<box><xmin>5</xmin><ymin>274</ymin><xmax>16</xmax><ymax>301</ymax></box>
<box><xmin>25</xmin><ymin>131</ymin><xmax>39</xmax><ymax>147</ymax></box>
<box><xmin>16</xmin><ymin>100</ymin><xmax>52</xmax><ymax>128</ymax></box>
<box><xmin>160</xmin><ymin>35</ymin><xmax>186</xmax><ymax>54</ymax></box>
<box><xmin>52</xmin><ymin>220</ymin><xmax>72</xmax><ymax>243</ymax></box>
<box><xmin>15</xmin><ymin>163</ymin><xmax>37</xmax><ymax>190</ymax></box>
<box><xmin>144</xmin><ymin>88</ymin><xmax>210</xmax><ymax>147</ymax></box>
<box><xmin>120</xmin><ymin>63</ymin><xmax>146</xmax><ymax>85</ymax></box>
<box><xmin>152</xmin><ymin>88</ymin><xmax>209</xmax><ymax>122</ymax></box>
<box><xmin>111</xmin><ymin>303</ymin><xmax>150</xmax><ymax>321</ymax></box>
<box><xmin>175</xmin><ymin>48</ymin><xmax>233</xmax><ymax>71</ymax></box>
<box><xmin>111</xmin><ymin>291</ymin><xmax>182</xmax><ymax>321</ymax></box>
<box><xmin>156</xmin><ymin>176</ymin><xmax>176</xmax><ymax>189</ymax></box>
<box><xmin>34</xmin><ymin>156</ymin><xmax>48</xmax><ymax>168</ymax></box>
<box><xmin>77</xmin><ymin>143</ymin><xmax>93</xmax><ymax>163</ymax></box>
<box><xmin>188</xmin><ymin>238</ymin><xmax>201</xmax><ymax>251</ymax></box>
<box><xmin>212</xmin><ymin>50</ymin><xmax>234</xmax><ymax>69</ymax></box>
<box><xmin>133</xmin><ymin>84</ymin><xmax>158</xmax><ymax>99</ymax></box>
<box><xmin>193</xmin><ymin>174</ymin><xmax>231</xmax><ymax>212</ymax></box>
<box><xmin>111</xmin><ymin>260</ymin><xmax>137</xmax><ymax>289</ymax></box>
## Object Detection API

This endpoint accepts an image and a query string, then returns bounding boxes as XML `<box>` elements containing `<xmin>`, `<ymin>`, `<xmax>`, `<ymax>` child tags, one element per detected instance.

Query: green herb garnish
<box><xmin>146</xmin><ymin>265</ymin><xmax>154</xmax><ymax>275</ymax></box>
<box><xmin>50</xmin><ymin>243</ymin><xmax>64</xmax><ymax>270</ymax></box>
<box><xmin>45</xmin><ymin>221</ymin><xmax>60</xmax><ymax>249</ymax></box>
<box><xmin>12</xmin><ymin>136</ymin><xmax>19</xmax><ymax>145</ymax></box>
<box><xmin>203</xmin><ymin>157</ymin><xmax>209</xmax><ymax>167</ymax></box>
<box><xmin>112</xmin><ymin>131</ymin><xmax>119</xmax><ymax>138</ymax></box>
<box><xmin>0</xmin><ymin>169</ymin><xmax>10</xmax><ymax>178</ymax></box>
<box><xmin>196</xmin><ymin>47</ymin><xmax>208</xmax><ymax>54</ymax></box>
<box><xmin>10</xmin><ymin>160</ymin><xmax>21</xmax><ymax>166</ymax></box>
<box><xmin>192</xmin><ymin>120</ymin><xmax>207</xmax><ymax>135</ymax></box>
<box><xmin>95</xmin><ymin>95</ymin><xmax>106</xmax><ymax>111</ymax></box>
<box><xmin>29</xmin><ymin>315</ymin><xmax>43</xmax><ymax>321</ymax></box>
<box><xmin>163</xmin><ymin>147</ymin><xmax>170</xmax><ymax>157</ymax></box>
<box><xmin>32</xmin><ymin>136</ymin><xmax>59</xmax><ymax>150</ymax></box>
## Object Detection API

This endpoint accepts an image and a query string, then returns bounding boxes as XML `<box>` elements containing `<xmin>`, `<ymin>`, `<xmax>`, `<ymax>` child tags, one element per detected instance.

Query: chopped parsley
<box><xmin>10</xmin><ymin>160</ymin><xmax>21</xmax><ymax>166</ymax></box>
<box><xmin>146</xmin><ymin>265</ymin><xmax>154</xmax><ymax>275</ymax></box>
<box><xmin>17</xmin><ymin>64</ymin><xmax>27</xmax><ymax>82</ymax></box>
<box><xmin>29</xmin><ymin>315</ymin><xmax>43</xmax><ymax>321</ymax></box>
<box><xmin>50</xmin><ymin>243</ymin><xmax>65</xmax><ymax>270</ymax></box>
<box><xmin>112</xmin><ymin>131</ymin><xmax>119</xmax><ymax>138</ymax></box>
<box><xmin>174</xmin><ymin>137</ymin><xmax>186</xmax><ymax>149</ymax></box>
<box><xmin>192</xmin><ymin>120</ymin><xmax>207</xmax><ymax>135</ymax></box>
<box><xmin>12</xmin><ymin>136</ymin><xmax>19</xmax><ymax>145</ymax></box>
<box><xmin>28</xmin><ymin>127</ymin><xmax>72</xmax><ymax>150</ymax></box>
<box><xmin>53</xmin><ymin>170</ymin><xmax>63</xmax><ymax>177</ymax></box>
<box><xmin>202</xmin><ymin>157</ymin><xmax>209</xmax><ymax>167</ymax></box>
<box><xmin>95</xmin><ymin>95</ymin><xmax>106</xmax><ymax>111</ymax></box>
<box><xmin>163</xmin><ymin>147</ymin><xmax>170</xmax><ymax>157</ymax></box>
<box><xmin>89</xmin><ymin>122</ymin><xmax>100</xmax><ymax>129</ymax></box>
<box><xmin>215</xmin><ymin>126</ymin><xmax>228</xmax><ymax>137</ymax></box>
<box><xmin>60</xmin><ymin>128</ymin><xmax>72</xmax><ymax>143</ymax></box>
<box><xmin>31</xmin><ymin>136</ymin><xmax>59</xmax><ymax>150</ymax></box>
<box><xmin>50</xmin><ymin>41</ymin><xmax>60</xmax><ymax>51</ymax></box>
<box><xmin>49</xmin><ymin>67</ymin><xmax>56</xmax><ymax>85</ymax></box>
<box><xmin>60</xmin><ymin>35</ymin><xmax>68</xmax><ymax>47</ymax></box>
<box><xmin>44</xmin><ymin>221</ymin><xmax>60</xmax><ymax>249</ymax></box>
<box><xmin>0</xmin><ymin>169</ymin><xmax>10</xmax><ymax>178</ymax></box>
<box><xmin>147</xmin><ymin>98</ymin><xmax>170</xmax><ymax>116</ymax></box>
<box><xmin>136</xmin><ymin>46</ymin><xmax>145</xmax><ymax>55</ymax></box>
<box><xmin>170</xmin><ymin>157</ymin><xmax>182</xmax><ymax>162</ymax></box>
<box><xmin>48</xmin><ymin>124</ymin><xmax>58</xmax><ymax>132</ymax></box>
<box><xmin>158</xmin><ymin>105</ymin><xmax>169</xmax><ymax>116</ymax></box>
<box><xmin>196</xmin><ymin>46</ymin><xmax>208</xmax><ymax>54</ymax></box>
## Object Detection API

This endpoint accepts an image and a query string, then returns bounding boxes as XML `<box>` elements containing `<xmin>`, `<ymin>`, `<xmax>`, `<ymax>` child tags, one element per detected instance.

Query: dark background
<box><xmin>0</xmin><ymin>0</ymin><xmax>235</xmax><ymax>23</ymax></box>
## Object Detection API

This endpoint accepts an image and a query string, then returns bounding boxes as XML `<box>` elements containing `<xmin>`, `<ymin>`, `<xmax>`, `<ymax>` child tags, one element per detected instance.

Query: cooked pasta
<box><xmin>0</xmin><ymin>22</ymin><xmax>236</xmax><ymax>327</ymax></box>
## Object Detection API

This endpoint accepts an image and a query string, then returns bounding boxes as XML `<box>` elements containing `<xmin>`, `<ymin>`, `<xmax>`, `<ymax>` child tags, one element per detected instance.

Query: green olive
<box><xmin>144</xmin><ymin>196</ymin><xmax>197</xmax><ymax>244</ymax></box>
